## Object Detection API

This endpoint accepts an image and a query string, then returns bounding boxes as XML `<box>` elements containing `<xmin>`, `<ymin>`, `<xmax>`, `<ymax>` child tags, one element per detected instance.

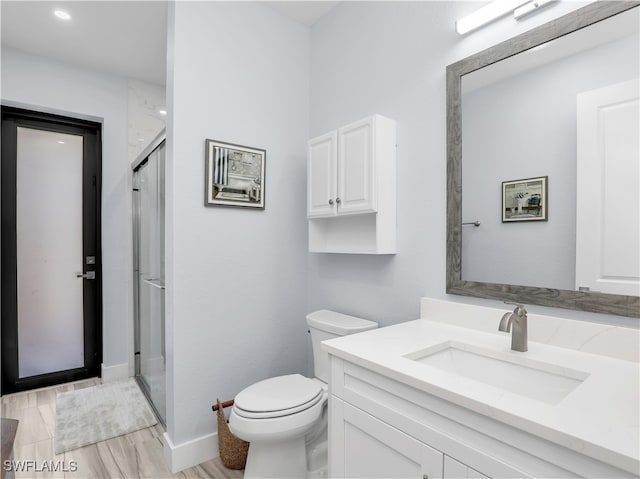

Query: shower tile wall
<box><xmin>128</xmin><ymin>79</ymin><xmax>166</xmax><ymax>162</ymax></box>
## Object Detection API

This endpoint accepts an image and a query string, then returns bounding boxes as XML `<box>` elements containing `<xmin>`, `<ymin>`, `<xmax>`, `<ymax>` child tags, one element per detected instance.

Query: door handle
<box><xmin>76</xmin><ymin>271</ymin><xmax>96</xmax><ymax>280</ymax></box>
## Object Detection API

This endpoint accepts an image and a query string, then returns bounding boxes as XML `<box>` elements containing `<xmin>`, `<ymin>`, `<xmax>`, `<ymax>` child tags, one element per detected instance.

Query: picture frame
<box><xmin>205</xmin><ymin>139</ymin><xmax>265</xmax><ymax>209</ymax></box>
<box><xmin>502</xmin><ymin>176</ymin><xmax>548</xmax><ymax>222</ymax></box>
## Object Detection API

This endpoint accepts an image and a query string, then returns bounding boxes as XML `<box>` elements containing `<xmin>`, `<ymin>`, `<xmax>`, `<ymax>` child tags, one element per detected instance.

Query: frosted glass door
<box><xmin>16</xmin><ymin>127</ymin><xmax>85</xmax><ymax>378</ymax></box>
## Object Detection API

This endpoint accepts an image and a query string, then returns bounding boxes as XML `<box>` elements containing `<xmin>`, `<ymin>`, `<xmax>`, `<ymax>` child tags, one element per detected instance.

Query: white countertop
<box><xmin>322</xmin><ymin>319</ymin><xmax>640</xmax><ymax>475</ymax></box>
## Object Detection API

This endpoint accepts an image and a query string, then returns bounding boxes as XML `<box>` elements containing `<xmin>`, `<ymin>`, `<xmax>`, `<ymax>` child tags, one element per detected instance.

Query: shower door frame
<box><xmin>132</xmin><ymin>132</ymin><xmax>166</xmax><ymax>427</ymax></box>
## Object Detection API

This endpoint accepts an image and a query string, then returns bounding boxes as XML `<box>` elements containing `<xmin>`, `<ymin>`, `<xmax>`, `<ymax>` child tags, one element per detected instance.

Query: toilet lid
<box><xmin>234</xmin><ymin>374</ymin><xmax>323</xmax><ymax>418</ymax></box>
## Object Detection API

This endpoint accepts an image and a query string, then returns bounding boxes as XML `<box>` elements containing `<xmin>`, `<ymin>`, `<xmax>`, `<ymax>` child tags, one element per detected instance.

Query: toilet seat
<box><xmin>234</xmin><ymin>374</ymin><xmax>324</xmax><ymax>419</ymax></box>
<box><xmin>229</xmin><ymin>311</ymin><xmax>377</xmax><ymax>479</ymax></box>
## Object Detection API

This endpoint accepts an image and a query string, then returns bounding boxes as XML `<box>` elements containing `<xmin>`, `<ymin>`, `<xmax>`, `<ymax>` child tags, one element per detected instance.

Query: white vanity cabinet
<box><xmin>332</xmin><ymin>397</ymin><xmax>493</xmax><ymax>479</ymax></box>
<box><xmin>444</xmin><ymin>456</ymin><xmax>490</xmax><ymax>479</ymax></box>
<box><xmin>327</xmin><ymin>357</ymin><xmax>633</xmax><ymax>479</ymax></box>
<box><xmin>307</xmin><ymin>114</ymin><xmax>396</xmax><ymax>254</ymax></box>
<box><xmin>332</xmin><ymin>398</ymin><xmax>444</xmax><ymax>478</ymax></box>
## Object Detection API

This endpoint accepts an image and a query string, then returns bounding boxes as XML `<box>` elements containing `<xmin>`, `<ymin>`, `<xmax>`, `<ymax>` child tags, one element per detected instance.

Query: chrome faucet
<box><xmin>498</xmin><ymin>302</ymin><xmax>528</xmax><ymax>352</ymax></box>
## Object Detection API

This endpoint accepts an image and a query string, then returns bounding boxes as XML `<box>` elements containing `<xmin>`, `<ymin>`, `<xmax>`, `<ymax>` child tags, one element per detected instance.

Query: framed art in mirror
<box><xmin>502</xmin><ymin>176</ymin><xmax>547</xmax><ymax>222</ymax></box>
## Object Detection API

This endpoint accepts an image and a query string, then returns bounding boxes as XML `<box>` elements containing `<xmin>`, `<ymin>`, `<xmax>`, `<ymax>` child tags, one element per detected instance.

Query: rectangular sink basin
<box><xmin>405</xmin><ymin>341</ymin><xmax>589</xmax><ymax>405</ymax></box>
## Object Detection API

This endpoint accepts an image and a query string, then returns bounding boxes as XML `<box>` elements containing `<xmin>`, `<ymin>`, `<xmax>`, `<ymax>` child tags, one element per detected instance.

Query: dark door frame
<box><xmin>1</xmin><ymin>106</ymin><xmax>103</xmax><ymax>394</ymax></box>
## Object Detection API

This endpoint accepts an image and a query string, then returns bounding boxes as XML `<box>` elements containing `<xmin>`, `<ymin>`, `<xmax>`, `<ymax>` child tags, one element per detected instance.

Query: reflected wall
<box><xmin>461</xmin><ymin>26</ymin><xmax>639</xmax><ymax>290</ymax></box>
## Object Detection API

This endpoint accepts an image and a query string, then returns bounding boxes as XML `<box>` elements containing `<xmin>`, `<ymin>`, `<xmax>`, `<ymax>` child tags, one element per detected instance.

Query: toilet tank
<box><xmin>307</xmin><ymin>310</ymin><xmax>378</xmax><ymax>383</ymax></box>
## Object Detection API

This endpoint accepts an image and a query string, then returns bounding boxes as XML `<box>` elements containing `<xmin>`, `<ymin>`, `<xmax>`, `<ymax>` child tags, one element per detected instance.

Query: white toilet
<box><xmin>229</xmin><ymin>310</ymin><xmax>378</xmax><ymax>479</ymax></box>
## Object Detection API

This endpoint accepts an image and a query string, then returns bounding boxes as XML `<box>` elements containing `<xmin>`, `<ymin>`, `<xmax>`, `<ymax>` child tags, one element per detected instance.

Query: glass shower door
<box><xmin>133</xmin><ymin>140</ymin><xmax>165</xmax><ymax>424</ymax></box>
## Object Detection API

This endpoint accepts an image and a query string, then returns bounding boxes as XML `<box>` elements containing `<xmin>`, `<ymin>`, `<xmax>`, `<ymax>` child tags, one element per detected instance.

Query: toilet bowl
<box><xmin>229</xmin><ymin>310</ymin><xmax>378</xmax><ymax>479</ymax></box>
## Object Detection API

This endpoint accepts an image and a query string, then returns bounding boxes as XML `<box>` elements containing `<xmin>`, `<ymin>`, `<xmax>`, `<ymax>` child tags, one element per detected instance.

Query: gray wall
<box><xmin>461</xmin><ymin>34</ymin><xmax>639</xmax><ymax>290</ymax></box>
<box><xmin>4</xmin><ymin>0</ymin><xmax>636</xmax><ymax>463</ymax></box>
<box><xmin>1</xmin><ymin>47</ymin><xmax>132</xmax><ymax>373</ymax></box>
<box><xmin>306</xmin><ymin>0</ymin><xmax>637</xmax><ymax>335</ymax></box>
<box><xmin>308</xmin><ymin>2</ymin><xmax>457</xmax><ymax>326</ymax></box>
<box><xmin>166</xmin><ymin>1</ymin><xmax>310</xmax><ymax>446</ymax></box>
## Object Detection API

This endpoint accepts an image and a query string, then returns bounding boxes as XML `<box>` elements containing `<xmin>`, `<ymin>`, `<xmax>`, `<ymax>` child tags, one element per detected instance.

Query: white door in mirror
<box><xmin>576</xmin><ymin>78</ymin><xmax>639</xmax><ymax>296</ymax></box>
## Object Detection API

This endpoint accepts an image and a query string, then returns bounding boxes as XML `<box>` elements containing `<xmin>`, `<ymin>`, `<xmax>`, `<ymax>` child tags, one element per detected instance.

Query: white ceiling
<box><xmin>263</xmin><ymin>1</ymin><xmax>338</xmax><ymax>26</ymax></box>
<box><xmin>0</xmin><ymin>1</ymin><xmax>337</xmax><ymax>87</ymax></box>
<box><xmin>1</xmin><ymin>1</ymin><xmax>169</xmax><ymax>85</ymax></box>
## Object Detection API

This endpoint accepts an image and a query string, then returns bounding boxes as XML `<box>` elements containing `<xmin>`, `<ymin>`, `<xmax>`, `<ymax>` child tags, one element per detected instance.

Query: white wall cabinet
<box><xmin>307</xmin><ymin>114</ymin><xmax>396</xmax><ymax>254</ymax></box>
<box><xmin>308</xmin><ymin>130</ymin><xmax>338</xmax><ymax>218</ymax></box>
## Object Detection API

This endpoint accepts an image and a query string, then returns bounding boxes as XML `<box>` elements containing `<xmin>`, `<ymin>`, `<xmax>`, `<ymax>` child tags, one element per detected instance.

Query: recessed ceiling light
<box><xmin>138</xmin><ymin>138</ymin><xmax>145</xmax><ymax>142</ymax></box>
<box><xmin>54</xmin><ymin>9</ymin><xmax>71</xmax><ymax>20</ymax></box>
<box><xmin>54</xmin><ymin>9</ymin><xmax>72</xmax><ymax>21</ymax></box>
<box><xmin>57</xmin><ymin>140</ymin><xmax>65</xmax><ymax>144</ymax></box>
<box><xmin>158</xmin><ymin>109</ymin><xmax>167</xmax><ymax>115</ymax></box>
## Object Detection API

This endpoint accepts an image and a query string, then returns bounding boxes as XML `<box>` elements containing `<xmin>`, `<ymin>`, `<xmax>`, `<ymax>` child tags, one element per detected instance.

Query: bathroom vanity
<box><xmin>323</xmin><ymin>317</ymin><xmax>639</xmax><ymax>478</ymax></box>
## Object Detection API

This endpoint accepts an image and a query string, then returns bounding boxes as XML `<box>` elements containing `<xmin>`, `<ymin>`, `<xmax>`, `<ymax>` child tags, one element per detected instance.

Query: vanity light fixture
<box><xmin>456</xmin><ymin>0</ymin><xmax>529</xmax><ymax>34</ymax></box>
<box><xmin>514</xmin><ymin>0</ymin><xmax>555</xmax><ymax>20</ymax></box>
<box><xmin>54</xmin><ymin>9</ymin><xmax>71</xmax><ymax>21</ymax></box>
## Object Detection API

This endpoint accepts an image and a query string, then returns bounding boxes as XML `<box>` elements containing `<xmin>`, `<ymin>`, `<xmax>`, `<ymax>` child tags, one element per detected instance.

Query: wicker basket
<box><xmin>215</xmin><ymin>399</ymin><xmax>249</xmax><ymax>470</ymax></box>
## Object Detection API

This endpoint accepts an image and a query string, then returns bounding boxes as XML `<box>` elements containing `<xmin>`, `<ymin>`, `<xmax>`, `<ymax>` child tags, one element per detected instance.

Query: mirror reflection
<box><xmin>460</xmin><ymin>8</ymin><xmax>639</xmax><ymax>296</ymax></box>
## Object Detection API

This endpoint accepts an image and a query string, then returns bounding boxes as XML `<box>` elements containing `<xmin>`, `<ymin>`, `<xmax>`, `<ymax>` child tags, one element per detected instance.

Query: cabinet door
<box><xmin>337</xmin><ymin>117</ymin><xmax>377</xmax><ymax>215</ymax></box>
<box><xmin>308</xmin><ymin>131</ymin><xmax>338</xmax><ymax>218</ymax></box>
<box><xmin>444</xmin><ymin>456</ymin><xmax>490</xmax><ymax>479</ymax></box>
<box><xmin>338</xmin><ymin>402</ymin><xmax>443</xmax><ymax>479</ymax></box>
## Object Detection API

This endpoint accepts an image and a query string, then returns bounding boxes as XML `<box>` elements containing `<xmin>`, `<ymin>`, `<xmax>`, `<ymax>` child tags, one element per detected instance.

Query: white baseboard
<box><xmin>101</xmin><ymin>362</ymin><xmax>129</xmax><ymax>383</ymax></box>
<box><xmin>163</xmin><ymin>431</ymin><xmax>218</xmax><ymax>473</ymax></box>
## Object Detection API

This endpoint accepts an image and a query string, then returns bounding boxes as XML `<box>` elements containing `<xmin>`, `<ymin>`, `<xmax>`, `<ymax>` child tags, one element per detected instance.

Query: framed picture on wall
<box><xmin>204</xmin><ymin>139</ymin><xmax>265</xmax><ymax>209</ymax></box>
<box><xmin>502</xmin><ymin>176</ymin><xmax>548</xmax><ymax>222</ymax></box>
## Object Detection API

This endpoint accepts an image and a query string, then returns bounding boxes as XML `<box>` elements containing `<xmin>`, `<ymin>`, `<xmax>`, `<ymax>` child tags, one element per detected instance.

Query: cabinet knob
<box><xmin>328</xmin><ymin>199</ymin><xmax>334</xmax><ymax>206</ymax></box>
<box><xmin>336</xmin><ymin>197</ymin><xmax>341</xmax><ymax>204</ymax></box>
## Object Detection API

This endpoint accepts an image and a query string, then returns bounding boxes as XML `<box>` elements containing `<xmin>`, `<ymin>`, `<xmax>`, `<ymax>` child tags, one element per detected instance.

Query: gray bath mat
<box><xmin>55</xmin><ymin>379</ymin><xmax>157</xmax><ymax>454</ymax></box>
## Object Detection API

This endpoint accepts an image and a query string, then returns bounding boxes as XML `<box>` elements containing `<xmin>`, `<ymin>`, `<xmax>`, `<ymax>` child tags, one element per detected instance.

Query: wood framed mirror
<box><xmin>446</xmin><ymin>1</ymin><xmax>640</xmax><ymax>318</ymax></box>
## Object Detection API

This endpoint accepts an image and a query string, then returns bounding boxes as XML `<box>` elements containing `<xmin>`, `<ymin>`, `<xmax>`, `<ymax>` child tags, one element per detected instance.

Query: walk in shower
<box><xmin>132</xmin><ymin>133</ymin><xmax>166</xmax><ymax>425</ymax></box>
